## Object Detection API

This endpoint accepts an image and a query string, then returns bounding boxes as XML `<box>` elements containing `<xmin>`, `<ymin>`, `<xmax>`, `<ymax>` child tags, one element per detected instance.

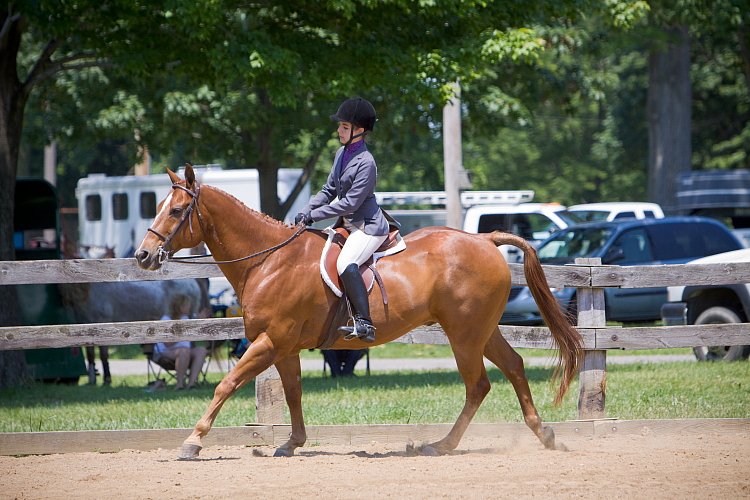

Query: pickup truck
<box><xmin>662</xmin><ymin>248</ymin><xmax>750</xmax><ymax>361</ymax></box>
<box><xmin>377</xmin><ymin>191</ymin><xmax>577</xmax><ymax>263</ymax></box>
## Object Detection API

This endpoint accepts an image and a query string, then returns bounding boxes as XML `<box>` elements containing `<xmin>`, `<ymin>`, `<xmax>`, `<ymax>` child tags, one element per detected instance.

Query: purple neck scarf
<box><xmin>337</xmin><ymin>140</ymin><xmax>367</xmax><ymax>176</ymax></box>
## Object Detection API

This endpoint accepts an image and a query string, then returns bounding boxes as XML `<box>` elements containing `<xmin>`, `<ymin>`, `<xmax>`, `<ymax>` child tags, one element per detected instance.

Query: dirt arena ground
<box><xmin>2</xmin><ymin>428</ymin><xmax>748</xmax><ymax>499</ymax></box>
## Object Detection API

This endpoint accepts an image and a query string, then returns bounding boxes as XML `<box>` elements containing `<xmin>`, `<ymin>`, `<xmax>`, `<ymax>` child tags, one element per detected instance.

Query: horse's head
<box><xmin>135</xmin><ymin>164</ymin><xmax>204</xmax><ymax>270</ymax></box>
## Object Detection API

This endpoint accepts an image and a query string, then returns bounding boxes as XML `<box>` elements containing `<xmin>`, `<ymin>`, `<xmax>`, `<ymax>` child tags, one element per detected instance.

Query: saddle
<box><xmin>320</xmin><ymin>224</ymin><xmax>406</xmax><ymax>299</ymax></box>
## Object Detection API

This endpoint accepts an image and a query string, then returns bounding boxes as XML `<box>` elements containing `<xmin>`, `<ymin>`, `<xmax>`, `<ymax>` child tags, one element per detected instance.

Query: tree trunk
<box><xmin>647</xmin><ymin>25</ymin><xmax>692</xmax><ymax>214</ymax></box>
<box><xmin>253</xmin><ymin>88</ymin><xmax>284</xmax><ymax>220</ymax></box>
<box><xmin>258</xmin><ymin>159</ymin><xmax>282</xmax><ymax>219</ymax></box>
<box><xmin>0</xmin><ymin>10</ymin><xmax>29</xmax><ymax>387</ymax></box>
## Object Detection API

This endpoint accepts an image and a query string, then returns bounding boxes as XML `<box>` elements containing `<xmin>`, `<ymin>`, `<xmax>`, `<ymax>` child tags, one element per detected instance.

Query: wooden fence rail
<box><xmin>2</xmin><ymin>258</ymin><xmax>750</xmax><ymax>421</ymax></box>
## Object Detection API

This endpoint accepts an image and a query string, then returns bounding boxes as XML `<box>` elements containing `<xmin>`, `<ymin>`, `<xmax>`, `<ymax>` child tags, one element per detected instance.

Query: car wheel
<box><xmin>693</xmin><ymin>306</ymin><xmax>750</xmax><ymax>361</ymax></box>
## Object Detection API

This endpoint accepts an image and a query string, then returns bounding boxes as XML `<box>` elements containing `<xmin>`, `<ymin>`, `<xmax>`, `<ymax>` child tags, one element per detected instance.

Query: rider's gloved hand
<box><xmin>294</xmin><ymin>212</ymin><xmax>313</xmax><ymax>226</ymax></box>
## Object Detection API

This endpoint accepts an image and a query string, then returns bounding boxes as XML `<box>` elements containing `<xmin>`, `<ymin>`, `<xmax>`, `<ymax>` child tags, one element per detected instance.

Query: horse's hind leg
<box><xmin>483</xmin><ymin>327</ymin><xmax>556</xmax><ymax>450</ymax></box>
<box><xmin>86</xmin><ymin>346</ymin><xmax>96</xmax><ymax>385</ymax></box>
<box><xmin>419</xmin><ymin>326</ymin><xmax>492</xmax><ymax>456</ymax></box>
<box><xmin>180</xmin><ymin>334</ymin><xmax>276</xmax><ymax>459</ymax></box>
<box><xmin>100</xmin><ymin>346</ymin><xmax>111</xmax><ymax>385</ymax></box>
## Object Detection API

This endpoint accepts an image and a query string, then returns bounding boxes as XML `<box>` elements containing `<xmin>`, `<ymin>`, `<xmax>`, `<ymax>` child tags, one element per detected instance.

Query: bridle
<box><xmin>147</xmin><ymin>183</ymin><xmax>203</xmax><ymax>265</ymax></box>
<box><xmin>146</xmin><ymin>180</ymin><xmax>306</xmax><ymax>265</ymax></box>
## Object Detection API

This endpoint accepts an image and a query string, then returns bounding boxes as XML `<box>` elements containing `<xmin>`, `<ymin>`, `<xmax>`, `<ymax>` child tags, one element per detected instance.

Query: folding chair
<box><xmin>142</xmin><ymin>343</ymin><xmax>211</xmax><ymax>387</ymax></box>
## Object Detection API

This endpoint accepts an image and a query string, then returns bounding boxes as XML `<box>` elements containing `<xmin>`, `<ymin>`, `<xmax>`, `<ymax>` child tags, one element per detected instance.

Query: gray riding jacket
<box><xmin>306</xmin><ymin>145</ymin><xmax>389</xmax><ymax>236</ymax></box>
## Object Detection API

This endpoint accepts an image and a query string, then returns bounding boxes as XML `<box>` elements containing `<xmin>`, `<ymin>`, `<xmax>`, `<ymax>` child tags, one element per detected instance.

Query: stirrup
<box><xmin>339</xmin><ymin>319</ymin><xmax>376</xmax><ymax>343</ymax></box>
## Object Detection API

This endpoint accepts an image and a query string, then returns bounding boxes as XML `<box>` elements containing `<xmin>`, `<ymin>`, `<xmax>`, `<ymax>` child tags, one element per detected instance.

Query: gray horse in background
<box><xmin>59</xmin><ymin>278</ymin><xmax>210</xmax><ymax>385</ymax></box>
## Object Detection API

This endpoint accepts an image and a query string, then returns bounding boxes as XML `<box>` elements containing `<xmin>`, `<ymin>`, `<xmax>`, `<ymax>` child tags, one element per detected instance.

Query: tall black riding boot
<box><xmin>338</xmin><ymin>263</ymin><xmax>376</xmax><ymax>343</ymax></box>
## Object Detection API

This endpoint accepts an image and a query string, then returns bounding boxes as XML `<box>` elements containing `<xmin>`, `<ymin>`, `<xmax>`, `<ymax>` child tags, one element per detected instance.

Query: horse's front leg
<box><xmin>272</xmin><ymin>355</ymin><xmax>306</xmax><ymax>457</ymax></box>
<box><xmin>180</xmin><ymin>334</ymin><xmax>276</xmax><ymax>459</ymax></box>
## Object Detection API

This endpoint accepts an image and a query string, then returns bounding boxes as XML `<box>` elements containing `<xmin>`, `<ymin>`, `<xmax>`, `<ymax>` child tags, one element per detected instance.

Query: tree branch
<box><xmin>21</xmin><ymin>38</ymin><xmax>61</xmax><ymax>95</ymax></box>
<box><xmin>279</xmin><ymin>137</ymin><xmax>326</xmax><ymax>216</ymax></box>
<box><xmin>0</xmin><ymin>10</ymin><xmax>21</xmax><ymax>53</ymax></box>
<box><xmin>29</xmin><ymin>58</ymin><xmax>111</xmax><ymax>87</ymax></box>
<box><xmin>52</xmin><ymin>50</ymin><xmax>98</xmax><ymax>66</ymax></box>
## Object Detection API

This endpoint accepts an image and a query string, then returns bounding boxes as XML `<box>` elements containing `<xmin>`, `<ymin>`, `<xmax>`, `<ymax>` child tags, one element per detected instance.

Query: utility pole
<box><xmin>443</xmin><ymin>82</ymin><xmax>466</xmax><ymax>229</ymax></box>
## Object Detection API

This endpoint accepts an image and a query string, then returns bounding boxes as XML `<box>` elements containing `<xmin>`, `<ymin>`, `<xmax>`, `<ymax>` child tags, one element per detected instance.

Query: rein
<box><xmin>170</xmin><ymin>224</ymin><xmax>307</xmax><ymax>265</ymax></box>
<box><xmin>147</xmin><ymin>181</ymin><xmax>306</xmax><ymax>265</ymax></box>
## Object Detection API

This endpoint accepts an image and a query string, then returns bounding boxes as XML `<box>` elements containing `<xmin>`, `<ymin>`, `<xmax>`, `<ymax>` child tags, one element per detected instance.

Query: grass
<box><xmin>1</xmin><ymin>361</ymin><xmax>747</xmax><ymax>433</ymax></box>
<box><xmin>107</xmin><ymin>341</ymin><xmax>694</xmax><ymax>361</ymax></box>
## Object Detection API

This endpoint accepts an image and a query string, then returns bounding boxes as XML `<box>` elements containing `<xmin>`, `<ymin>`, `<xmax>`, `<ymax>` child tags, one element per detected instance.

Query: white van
<box><xmin>567</xmin><ymin>202</ymin><xmax>665</xmax><ymax>222</ymax></box>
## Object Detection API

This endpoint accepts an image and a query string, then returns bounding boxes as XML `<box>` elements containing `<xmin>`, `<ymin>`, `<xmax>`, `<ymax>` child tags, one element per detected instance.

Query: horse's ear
<box><xmin>167</xmin><ymin>169</ymin><xmax>181</xmax><ymax>184</ymax></box>
<box><xmin>185</xmin><ymin>163</ymin><xmax>196</xmax><ymax>187</ymax></box>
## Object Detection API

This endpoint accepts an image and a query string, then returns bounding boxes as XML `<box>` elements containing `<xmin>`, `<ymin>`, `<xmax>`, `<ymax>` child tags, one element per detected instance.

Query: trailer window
<box><xmin>85</xmin><ymin>195</ymin><xmax>102</xmax><ymax>221</ymax></box>
<box><xmin>112</xmin><ymin>193</ymin><xmax>128</xmax><ymax>220</ymax></box>
<box><xmin>140</xmin><ymin>192</ymin><xmax>157</xmax><ymax>218</ymax></box>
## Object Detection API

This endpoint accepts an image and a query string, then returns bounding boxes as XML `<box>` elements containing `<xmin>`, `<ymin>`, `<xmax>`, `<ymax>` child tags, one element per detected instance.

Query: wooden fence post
<box><xmin>576</xmin><ymin>258</ymin><xmax>607</xmax><ymax>419</ymax></box>
<box><xmin>255</xmin><ymin>366</ymin><xmax>285</xmax><ymax>424</ymax></box>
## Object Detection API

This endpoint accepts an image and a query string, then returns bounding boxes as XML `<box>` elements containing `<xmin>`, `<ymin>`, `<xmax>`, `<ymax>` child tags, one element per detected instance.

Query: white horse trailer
<box><xmin>75</xmin><ymin>166</ymin><xmax>310</xmax><ymax>259</ymax></box>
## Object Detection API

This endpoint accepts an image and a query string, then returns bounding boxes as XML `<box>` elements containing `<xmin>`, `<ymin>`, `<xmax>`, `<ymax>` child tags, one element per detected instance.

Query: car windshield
<box><xmin>555</xmin><ymin>210</ymin><xmax>582</xmax><ymax>226</ymax></box>
<box><xmin>569</xmin><ymin>210</ymin><xmax>610</xmax><ymax>223</ymax></box>
<box><xmin>537</xmin><ymin>227</ymin><xmax>614</xmax><ymax>264</ymax></box>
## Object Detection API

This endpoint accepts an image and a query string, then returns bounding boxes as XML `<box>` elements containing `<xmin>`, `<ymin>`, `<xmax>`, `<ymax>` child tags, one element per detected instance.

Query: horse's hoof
<box><xmin>419</xmin><ymin>445</ymin><xmax>441</xmax><ymax>457</ymax></box>
<box><xmin>178</xmin><ymin>442</ymin><xmax>202</xmax><ymax>460</ymax></box>
<box><xmin>273</xmin><ymin>447</ymin><xmax>294</xmax><ymax>457</ymax></box>
<box><xmin>405</xmin><ymin>439</ymin><xmax>418</xmax><ymax>456</ymax></box>
<box><xmin>540</xmin><ymin>426</ymin><xmax>556</xmax><ymax>450</ymax></box>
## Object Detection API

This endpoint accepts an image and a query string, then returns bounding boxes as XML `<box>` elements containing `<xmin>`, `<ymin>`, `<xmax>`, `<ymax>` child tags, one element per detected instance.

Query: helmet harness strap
<box><xmin>344</xmin><ymin>99</ymin><xmax>364</xmax><ymax>146</ymax></box>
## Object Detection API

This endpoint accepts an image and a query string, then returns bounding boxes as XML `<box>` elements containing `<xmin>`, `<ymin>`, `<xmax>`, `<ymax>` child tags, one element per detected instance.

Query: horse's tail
<box><xmin>483</xmin><ymin>231</ymin><xmax>583</xmax><ymax>405</ymax></box>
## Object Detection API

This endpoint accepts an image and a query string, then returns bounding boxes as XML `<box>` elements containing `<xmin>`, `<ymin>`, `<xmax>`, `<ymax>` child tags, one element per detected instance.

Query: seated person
<box><xmin>154</xmin><ymin>293</ymin><xmax>208</xmax><ymax>390</ymax></box>
<box><xmin>322</xmin><ymin>349</ymin><xmax>367</xmax><ymax>377</ymax></box>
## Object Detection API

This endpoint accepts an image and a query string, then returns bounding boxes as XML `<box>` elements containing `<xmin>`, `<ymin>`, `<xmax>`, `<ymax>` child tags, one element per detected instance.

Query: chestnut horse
<box><xmin>135</xmin><ymin>165</ymin><xmax>582</xmax><ymax>458</ymax></box>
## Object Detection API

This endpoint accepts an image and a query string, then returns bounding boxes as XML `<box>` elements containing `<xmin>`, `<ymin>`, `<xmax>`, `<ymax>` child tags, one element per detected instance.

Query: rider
<box><xmin>295</xmin><ymin>97</ymin><xmax>389</xmax><ymax>343</ymax></box>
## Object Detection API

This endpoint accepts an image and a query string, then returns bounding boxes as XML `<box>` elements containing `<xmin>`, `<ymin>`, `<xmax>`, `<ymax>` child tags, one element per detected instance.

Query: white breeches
<box><xmin>337</xmin><ymin>229</ymin><xmax>388</xmax><ymax>275</ymax></box>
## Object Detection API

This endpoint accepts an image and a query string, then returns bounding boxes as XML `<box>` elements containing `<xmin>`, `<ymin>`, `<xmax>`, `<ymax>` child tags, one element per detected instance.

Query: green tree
<box><xmin>3</xmin><ymin>1</ymin><xmax>602</xmax><ymax>387</ymax></box>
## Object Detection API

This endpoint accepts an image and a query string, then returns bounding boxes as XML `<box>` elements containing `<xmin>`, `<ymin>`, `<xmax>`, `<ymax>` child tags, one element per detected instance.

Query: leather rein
<box><xmin>146</xmin><ymin>181</ymin><xmax>306</xmax><ymax>265</ymax></box>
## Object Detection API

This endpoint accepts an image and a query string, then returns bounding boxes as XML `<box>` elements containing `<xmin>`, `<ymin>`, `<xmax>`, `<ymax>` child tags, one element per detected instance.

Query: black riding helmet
<box><xmin>330</xmin><ymin>97</ymin><xmax>377</xmax><ymax>131</ymax></box>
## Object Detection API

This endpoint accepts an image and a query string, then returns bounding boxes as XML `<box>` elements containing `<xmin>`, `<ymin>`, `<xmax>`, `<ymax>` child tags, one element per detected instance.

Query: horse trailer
<box><xmin>675</xmin><ymin>169</ymin><xmax>750</xmax><ymax>247</ymax></box>
<box><xmin>75</xmin><ymin>166</ymin><xmax>310</xmax><ymax>259</ymax></box>
<box><xmin>15</xmin><ymin>178</ymin><xmax>87</xmax><ymax>383</ymax></box>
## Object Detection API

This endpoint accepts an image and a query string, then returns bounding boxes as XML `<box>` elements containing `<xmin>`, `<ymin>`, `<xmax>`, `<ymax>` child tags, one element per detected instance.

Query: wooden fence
<box><xmin>2</xmin><ymin>257</ymin><xmax>750</xmax><ymax>422</ymax></box>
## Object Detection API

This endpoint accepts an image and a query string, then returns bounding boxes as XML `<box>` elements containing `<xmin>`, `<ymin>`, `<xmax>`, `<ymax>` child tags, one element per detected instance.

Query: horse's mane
<box><xmin>202</xmin><ymin>183</ymin><xmax>291</xmax><ymax>229</ymax></box>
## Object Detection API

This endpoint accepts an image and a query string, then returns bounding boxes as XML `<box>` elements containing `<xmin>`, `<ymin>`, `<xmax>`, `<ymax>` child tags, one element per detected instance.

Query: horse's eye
<box><xmin>170</xmin><ymin>208</ymin><xmax>183</xmax><ymax>217</ymax></box>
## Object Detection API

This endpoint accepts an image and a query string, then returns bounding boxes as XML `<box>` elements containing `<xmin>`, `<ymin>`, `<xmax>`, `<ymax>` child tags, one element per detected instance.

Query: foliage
<box><xmin>14</xmin><ymin>0</ymin><xmax>599</xmax><ymax>216</ymax></box>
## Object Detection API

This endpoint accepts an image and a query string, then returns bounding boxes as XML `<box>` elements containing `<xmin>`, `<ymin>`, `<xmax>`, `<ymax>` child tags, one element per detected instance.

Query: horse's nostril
<box><xmin>136</xmin><ymin>250</ymin><xmax>149</xmax><ymax>262</ymax></box>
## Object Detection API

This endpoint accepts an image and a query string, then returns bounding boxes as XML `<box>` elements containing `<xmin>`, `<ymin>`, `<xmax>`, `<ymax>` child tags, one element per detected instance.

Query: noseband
<box><xmin>147</xmin><ymin>182</ymin><xmax>203</xmax><ymax>264</ymax></box>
